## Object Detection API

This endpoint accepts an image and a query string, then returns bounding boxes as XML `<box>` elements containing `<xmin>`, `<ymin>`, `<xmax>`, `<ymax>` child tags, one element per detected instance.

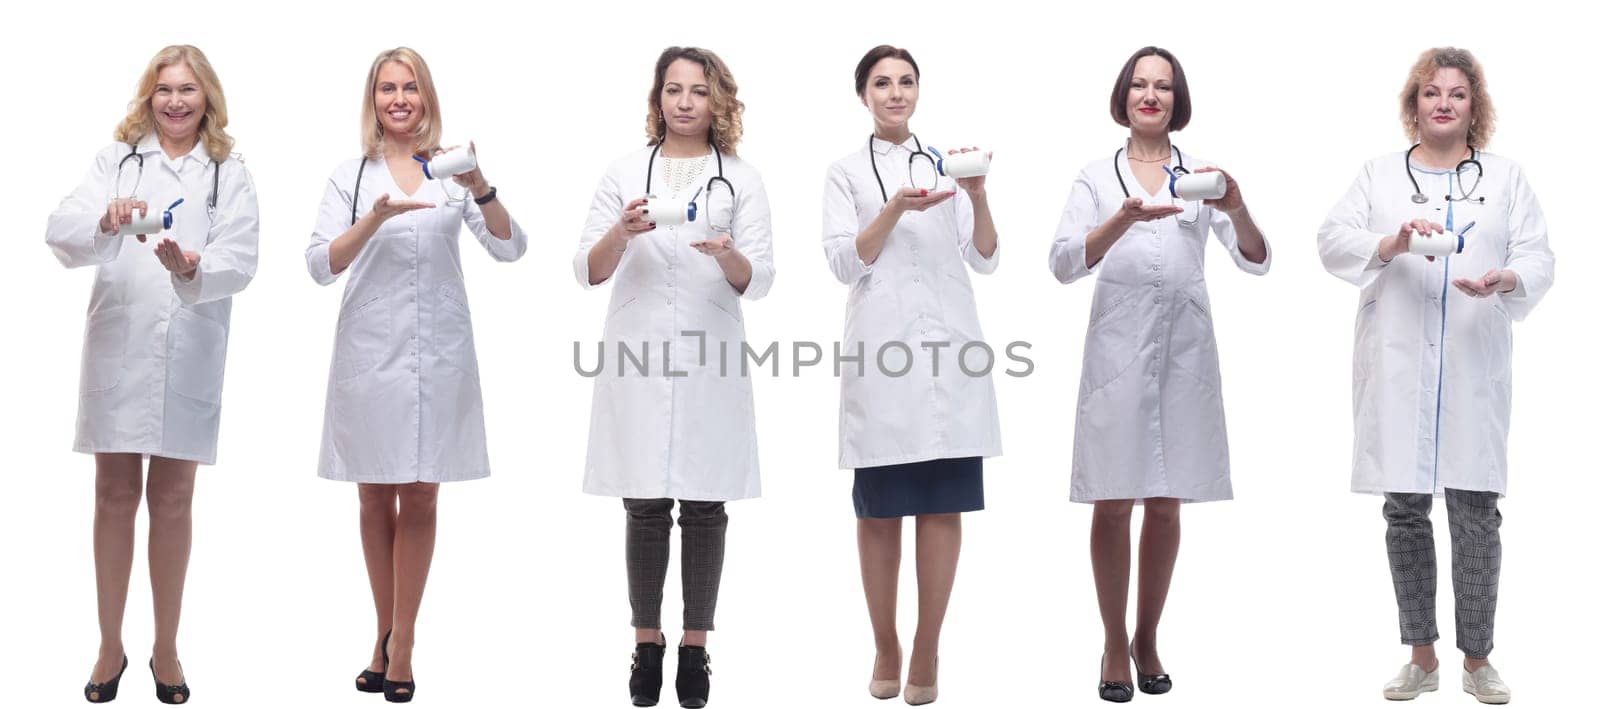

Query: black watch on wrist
<box><xmin>473</xmin><ymin>186</ymin><xmax>498</xmax><ymax>206</ymax></box>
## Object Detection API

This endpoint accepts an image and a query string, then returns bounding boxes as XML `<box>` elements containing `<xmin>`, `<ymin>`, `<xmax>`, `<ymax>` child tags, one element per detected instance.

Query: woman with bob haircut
<box><xmin>306</xmin><ymin>46</ymin><xmax>527</xmax><ymax>703</ymax></box>
<box><xmin>1048</xmin><ymin>45</ymin><xmax>1269</xmax><ymax>703</ymax></box>
<box><xmin>47</xmin><ymin>43</ymin><xmax>259</xmax><ymax>705</ymax></box>
<box><xmin>575</xmin><ymin>45</ymin><xmax>774</xmax><ymax>709</ymax></box>
<box><xmin>822</xmin><ymin>44</ymin><xmax>1002</xmax><ymax>706</ymax></box>
<box><xmin>1318</xmin><ymin>47</ymin><xmax>1552</xmax><ymax>705</ymax></box>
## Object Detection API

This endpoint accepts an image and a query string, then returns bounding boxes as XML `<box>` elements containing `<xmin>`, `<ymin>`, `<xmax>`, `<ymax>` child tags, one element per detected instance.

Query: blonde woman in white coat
<box><xmin>1048</xmin><ymin>46</ymin><xmax>1268</xmax><ymax>703</ymax></box>
<box><xmin>822</xmin><ymin>45</ymin><xmax>1001</xmax><ymax>705</ymax></box>
<box><xmin>306</xmin><ymin>47</ymin><xmax>526</xmax><ymax>703</ymax></box>
<box><xmin>575</xmin><ymin>46</ymin><xmax>772</xmax><ymax>709</ymax></box>
<box><xmin>47</xmin><ymin>45</ymin><xmax>259</xmax><ymax>704</ymax></box>
<box><xmin>1318</xmin><ymin>48</ymin><xmax>1552</xmax><ymax>704</ymax></box>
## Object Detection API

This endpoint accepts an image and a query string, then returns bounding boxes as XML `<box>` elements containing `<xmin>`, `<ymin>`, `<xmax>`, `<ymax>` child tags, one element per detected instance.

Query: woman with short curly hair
<box><xmin>1318</xmin><ymin>46</ymin><xmax>1554</xmax><ymax>704</ymax></box>
<box><xmin>575</xmin><ymin>45</ymin><xmax>775</xmax><ymax>708</ymax></box>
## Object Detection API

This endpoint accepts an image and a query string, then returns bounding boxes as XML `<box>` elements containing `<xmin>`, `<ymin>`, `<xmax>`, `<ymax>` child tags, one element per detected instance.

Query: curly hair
<box><xmin>1401</xmin><ymin>47</ymin><xmax>1496</xmax><ymax>148</ymax></box>
<box><xmin>360</xmin><ymin>47</ymin><xmax>443</xmax><ymax>159</ymax></box>
<box><xmin>645</xmin><ymin>47</ymin><xmax>744</xmax><ymax>155</ymax></box>
<box><xmin>113</xmin><ymin>45</ymin><xmax>234</xmax><ymax>163</ymax></box>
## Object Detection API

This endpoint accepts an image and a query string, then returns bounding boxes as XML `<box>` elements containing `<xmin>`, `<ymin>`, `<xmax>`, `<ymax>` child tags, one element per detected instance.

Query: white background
<box><xmin>2</xmin><ymin>0</ymin><xmax>1593</xmax><ymax>707</ymax></box>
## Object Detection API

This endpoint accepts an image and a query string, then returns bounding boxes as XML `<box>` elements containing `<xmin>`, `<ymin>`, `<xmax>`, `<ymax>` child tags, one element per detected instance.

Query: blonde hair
<box><xmin>645</xmin><ymin>47</ymin><xmax>744</xmax><ymax>155</ymax></box>
<box><xmin>113</xmin><ymin>45</ymin><xmax>234</xmax><ymax>163</ymax></box>
<box><xmin>1401</xmin><ymin>47</ymin><xmax>1496</xmax><ymax>148</ymax></box>
<box><xmin>360</xmin><ymin>47</ymin><xmax>442</xmax><ymax>159</ymax></box>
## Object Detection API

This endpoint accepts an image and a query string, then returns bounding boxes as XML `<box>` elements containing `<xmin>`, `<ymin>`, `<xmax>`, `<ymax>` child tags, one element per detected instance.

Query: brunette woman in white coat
<box><xmin>306</xmin><ymin>47</ymin><xmax>526</xmax><ymax>703</ymax></box>
<box><xmin>575</xmin><ymin>46</ymin><xmax>773</xmax><ymax>709</ymax></box>
<box><xmin>1048</xmin><ymin>46</ymin><xmax>1268</xmax><ymax>703</ymax></box>
<box><xmin>47</xmin><ymin>44</ymin><xmax>258</xmax><ymax>705</ymax></box>
<box><xmin>1317</xmin><ymin>47</ymin><xmax>1552</xmax><ymax>705</ymax></box>
<box><xmin>821</xmin><ymin>45</ymin><xmax>1001</xmax><ymax>705</ymax></box>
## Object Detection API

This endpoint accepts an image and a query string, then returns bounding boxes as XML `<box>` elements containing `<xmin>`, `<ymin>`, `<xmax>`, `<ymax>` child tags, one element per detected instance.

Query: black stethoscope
<box><xmin>1405</xmin><ymin>144</ymin><xmax>1484</xmax><ymax>205</ymax></box>
<box><xmin>115</xmin><ymin>145</ymin><xmax>221</xmax><ymax>218</ymax></box>
<box><xmin>644</xmin><ymin>142</ymin><xmax>735</xmax><ymax>231</ymax></box>
<box><xmin>1113</xmin><ymin>143</ymin><xmax>1187</xmax><ymax>198</ymax></box>
<box><xmin>867</xmin><ymin>133</ymin><xmax>941</xmax><ymax>203</ymax></box>
<box><xmin>1113</xmin><ymin>143</ymin><xmax>1199</xmax><ymax>226</ymax></box>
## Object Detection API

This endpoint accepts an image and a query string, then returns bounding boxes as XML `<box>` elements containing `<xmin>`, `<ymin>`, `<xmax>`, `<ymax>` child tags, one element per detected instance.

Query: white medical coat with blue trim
<box><xmin>1318</xmin><ymin>151</ymin><xmax>1554</xmax><ymax>496</ymax></box>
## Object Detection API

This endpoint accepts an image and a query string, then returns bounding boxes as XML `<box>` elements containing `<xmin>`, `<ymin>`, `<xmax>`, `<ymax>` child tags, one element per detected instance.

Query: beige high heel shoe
<box><xmin>869</xmin><ymin>650</ymin><xmax>901</xmax><ymax>700</ymax></box>
<box><xmin>904</xmin><ymin>657</ymin><xmax>938</xmax><ymax>705</ymax></box>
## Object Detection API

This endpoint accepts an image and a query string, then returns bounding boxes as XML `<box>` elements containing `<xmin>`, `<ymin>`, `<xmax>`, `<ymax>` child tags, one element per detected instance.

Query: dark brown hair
<box><xmin>1109</xmin><ymin>46</ymin><xmax>1191</xmax><ymax>131</ymax></box>
<box><xmin>854</xmin><ymin>45</ymin><xmax>919</xmax><ymax>95</ymax></box>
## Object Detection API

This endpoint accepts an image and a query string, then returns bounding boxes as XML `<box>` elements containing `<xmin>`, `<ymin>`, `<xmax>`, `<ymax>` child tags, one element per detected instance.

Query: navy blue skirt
<box><xmin>853</xmin><ymin>457</ymin><xmax>984</xmax><ymax>519</ymax></box>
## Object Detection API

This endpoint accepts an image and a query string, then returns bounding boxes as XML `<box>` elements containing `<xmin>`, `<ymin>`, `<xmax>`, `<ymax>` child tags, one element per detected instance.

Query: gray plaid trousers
<box><xmin>624</xmin><ymin>498</ymin><xmax>728</xmax><ymax>631</ymax></box>
<box><xmin>1383</xmin><ymin>488</ymin><xmax>1502</xmax><ymax>658</ymax></box>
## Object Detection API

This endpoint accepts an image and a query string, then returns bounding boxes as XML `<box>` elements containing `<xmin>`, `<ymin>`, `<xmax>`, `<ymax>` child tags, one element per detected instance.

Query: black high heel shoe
<box><xmin>630</xmin><ymin>635</ymin><xmax>667</xmax><ymax>707</ymax></box>
<box><xmin>356</xmin><ymin>629</ymin><xmax>392</xmax><ymax>693</ymax></box>
<box><xmin>675</xmin><ymin>644</ymin><xmax>711</xmax><ymax>709</ymax></box>
<box><xmin>83</xmin><ymin>655</ymin><xmax>127</xmax><ymax>703</ymax></box>
<box><xmin>1130</xmin><ymin>642</ymin><xmax>1171</xmax><ymax>695</ymax></box>
<box><xmin>1098</xmin><ymin>654</ymin><xmax>1134</xmax><ymax>703</ymax></box>
<box><xmin>382</xmin><ymin>677</ymin><xmax>416</xmax><ymax>703</ymax></box>
<box><xmin>382</xmin><ymin>634</ymin><xmax>415</xmax><ymax>703</ymax></box>
<box><xmin>149</xmin><ymin>658</ymin><xmax>189</xmax><ymax>704</ymax></box>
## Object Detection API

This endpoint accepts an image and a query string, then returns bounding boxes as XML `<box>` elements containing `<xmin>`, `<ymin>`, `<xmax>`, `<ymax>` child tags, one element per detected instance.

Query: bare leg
<box><xmin>146</xmin><ymin>456</ymin><xmax>197</xmax><ymax>700</ymax></box>
<box><xmin>1132</xmin><ymin>498</ymin><xmax>1180</xmax><ymax>674</ymax></box>
<box><xmin>858</xmin><ymin>517</ymin><xmax>902</xmax><ymax>682</ymax></box>
<box><xmin>1091</xmin><ymin>500</ymin><xmax>1134</xmax><ymax>684</ymax></box>
<box><xmin>909</xmin><ymin>513</ymin><xmax>961</xmax><ymax>687</ymax></box>
<box><xmin>357</xmin><ymin>484</ymin><xmax>399</xmax><ymax>681</ymax></box>
<box><xmin>386</xmin><ymin>482</ymin><xmax>439</xmax><ymax>697</ymax></box>
<box><xmin>88</xmin><ymin>454</ymin><xmax>143</xmax><ymax>700</ymax></box>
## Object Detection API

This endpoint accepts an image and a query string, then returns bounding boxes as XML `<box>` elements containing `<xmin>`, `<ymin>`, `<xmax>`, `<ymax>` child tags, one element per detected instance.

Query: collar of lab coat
<box><xmin>134</xmin><ymin>133</ymin><xmax>210</xmax><ymax>165</ymax></box>
<box><xmin>870</xmin><ymin>134</ymin><xmax>920</xmax><ymax>156</ymax></box>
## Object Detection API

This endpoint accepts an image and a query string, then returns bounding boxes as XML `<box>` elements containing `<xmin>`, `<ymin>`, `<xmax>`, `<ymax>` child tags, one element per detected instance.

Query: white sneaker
<box><xmin>1462</xmin><ymin>664</ymin><xmax>1511</xmax><ymax>704</ymax></box>
<box><xmin>1383</xmin><ymin>663</ymin><xmax>1440</xmax><ymax>700</ymax></box>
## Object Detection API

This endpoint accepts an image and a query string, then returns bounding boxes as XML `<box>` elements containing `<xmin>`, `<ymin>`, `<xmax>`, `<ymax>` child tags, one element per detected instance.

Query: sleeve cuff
<box><xmin>171</xmin><ymin>269</ymin><xmax>203</xmax><ymax>304</ymax></box>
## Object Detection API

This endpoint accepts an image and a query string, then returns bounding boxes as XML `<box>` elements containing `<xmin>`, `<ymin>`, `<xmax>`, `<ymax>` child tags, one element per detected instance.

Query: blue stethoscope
<box><xmin>115</xmin><ymin>145</ymin><xmax>220</xmax><ymax>219</ymax></box>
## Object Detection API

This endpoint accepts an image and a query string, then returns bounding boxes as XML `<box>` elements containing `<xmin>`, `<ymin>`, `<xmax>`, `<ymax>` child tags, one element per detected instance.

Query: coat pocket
<box><xmin>1080</xmin><ymin>294</ymin><xmax>1140</xmax><ymax>393</ymax></box>
<box><xmin>334</xmin><ymin>295</ymin><xmax>389</xmax><ymax>382</ymax></box>
<box><xmin>168</xmin><ymin>309</ymin><xmax>228</xmax><ymax>404</ymax></box>
<box><xmin>437</xmin><ymin>279</ymin><xmax>478</xmax><ymax>373</ymax></box>
<box><xmin>80</xmin><ymin>306</ymin><xmax>128</xmax><ymax>394</ymax></box>
<box><xmin>1168</xmin><ymin>296</ymin><xmax>1222</xmax><ymax>390</ymax></box>
<box><xmin>1352</xmin><ymin>299</ymin><xmax>1378</xmax><ymax>382</ymax></box>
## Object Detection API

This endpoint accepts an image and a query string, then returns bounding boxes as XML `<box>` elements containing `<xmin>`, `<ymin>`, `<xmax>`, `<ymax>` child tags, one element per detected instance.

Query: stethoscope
<box><xmin>1113</xmin><ymin>143</ymin><xmax>1199</xmax><ymax>226</ymax></box>
<box><xmin>1405</xmin><ymin>144</ymin><xmax>1484</xmax><ymax>205</ymax></box>
<box><xmin>645</xmin><ymin>142</ymin><xmax>736</xmax><ymax>233</ymax></box>
<box><xmin>115</xmin><ymin>145</ymin><xmax>221</xmax><ymax>219</ymax></box>
<box><xmin>349</xmin><ymin>152</ymin><xmax>471</xmax><ymax>225</ymax></box>
<box><xmin>867</xmin><ymin>133</ymin><xmax>942</xmax><ymax>203</ymax></box>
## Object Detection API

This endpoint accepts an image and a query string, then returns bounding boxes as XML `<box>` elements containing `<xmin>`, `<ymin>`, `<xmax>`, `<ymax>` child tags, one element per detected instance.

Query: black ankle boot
<box><xmin>630</xmin><ymin>641</ymin><xmax>667</xmax><ymax>707</ymax></box>
<box><xmin>675</xmin><ymin>645</ymin><xmax>711</xmax><ymax>708</ymax></box>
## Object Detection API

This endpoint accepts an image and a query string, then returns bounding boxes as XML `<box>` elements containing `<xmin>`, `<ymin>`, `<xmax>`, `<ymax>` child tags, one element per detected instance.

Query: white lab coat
<box><xmin>46</xmin><ymin>137</ymin><xmax>260</xmax><ymax>464</ymax></box>
<box><xmin>1318</xmin><ymin>151</ymin><xmax>1553</xmax><ymax>497</ymax></box>
<box><xmin>822</xmin><ymin>136</ymin><xmax>1002</xmax><ymax>469</ymax></box>
<box><xmin>575</xmin><ymin>147</ymin><xmax>775</xmax><ymax>501</ymax></box>
<box><xmin>1050</xmin><ymin>151</ymin><xmax>1270</xmax><ymax>503</ymax></box>
<box><xmin>307</xmin><ymin>157</ymin><xmax>527</xmax><ymax>483</ymax></box>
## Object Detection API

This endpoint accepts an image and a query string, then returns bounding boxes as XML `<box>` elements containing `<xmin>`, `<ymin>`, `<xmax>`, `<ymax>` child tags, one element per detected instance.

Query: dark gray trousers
<box><xmin>624</xmin><ymin>498</ymin><xmax>728</xmax><ymax>631</ymax></box>
<box><xmin>1383</xmin><ymin>488</ymin><xmax>1502</xmax><ymax>658</ymax></box>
